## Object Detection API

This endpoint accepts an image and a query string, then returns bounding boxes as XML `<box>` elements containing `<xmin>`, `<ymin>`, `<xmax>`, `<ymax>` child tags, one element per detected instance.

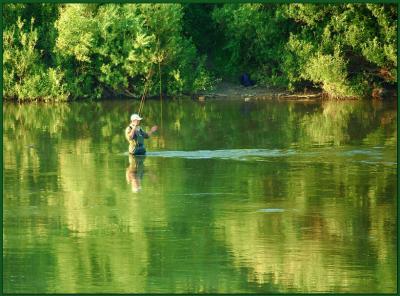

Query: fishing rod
<box><xmin>137</xmin><ymin>67</ymin><xmax>154</xmax><ymax>115</ymax></box>
<box><xmin>138</xmin><ymin>39</ymin><xmax>163</xmax><ymax>115</ymax></box>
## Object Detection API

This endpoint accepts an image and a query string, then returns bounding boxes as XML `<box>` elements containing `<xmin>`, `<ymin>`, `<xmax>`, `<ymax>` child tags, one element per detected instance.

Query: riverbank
<box><xmin>197</xmin><ymin>82</ymin><xmax>323</xmax><ymax>101</ymax></box>
<box><xmin>4</xmin><ymin>80</ymin><xmax>395</xmax><ymax>103</ymax></box>
<box><xmin>196</xmin><ymin>81</ymin><xmax>397</xmax><ymax>102</ymax></box>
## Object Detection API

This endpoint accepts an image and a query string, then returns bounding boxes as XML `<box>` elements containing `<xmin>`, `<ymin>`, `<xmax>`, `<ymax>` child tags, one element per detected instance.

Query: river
<box><xmin>3</xmin><ymin>98</ymin><xmax>397</xmax><ymax>293</ymax></box>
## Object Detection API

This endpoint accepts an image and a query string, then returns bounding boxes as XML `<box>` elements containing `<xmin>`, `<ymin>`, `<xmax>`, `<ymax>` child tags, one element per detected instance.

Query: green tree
<box><xmin>212</xmin><ymin>4</ymin><xmax>292</xmax><ymax>86</ymax></box>
<box><xmin>3</xmin><ymin>17</ymin><xmax>68</xmax><ymax>101</ymax></box>
<box><xmin>211</xmin><ymin>3</ymin><xmax>397</xmax><ymax>98</ymax></box>
<box><xmin>2</xmin><ymin>3</ymin><xmax>397</xmax><ymax>101</ymax></box>
<box><xmin>55</xmin><ymin>4</ymin><xmax>214</xmax><ymax>100</ymax></box>
<box><xmin>282</xmin><ymin>4</ymin><xmax>397</xmax><ymax>98</ymax></box>
<box><xmin>3</xmin><ymin>4</ymin><xmax>68</xmax><ymax>101</ymax></box>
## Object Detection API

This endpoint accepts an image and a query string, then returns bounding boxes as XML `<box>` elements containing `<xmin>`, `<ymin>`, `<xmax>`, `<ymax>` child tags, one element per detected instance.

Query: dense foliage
<box><xmin>209</xmin><ymin>3</ymin><xmax>397</xmax><ymax>98</ymax></box>
<box><xmin>281</xmin><ymin>4</ymin><xmax>397</xmax><ymax>98</ymax></box>
<box><xmin>3</xmin><ymin>3</ymin><xmax>397</xmax><ymax>101</ymax></box>
<box><xmin>3</xmin><ymin>4</ymin><xmax>68</xmax><ymax>101</ymax></box>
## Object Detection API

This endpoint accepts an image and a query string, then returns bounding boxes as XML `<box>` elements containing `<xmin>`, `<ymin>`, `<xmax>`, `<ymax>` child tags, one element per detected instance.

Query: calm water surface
<box><xmin>3</xmin><ymin>98</ymin><xmax>397</xmax><ymax>293</ymax></box>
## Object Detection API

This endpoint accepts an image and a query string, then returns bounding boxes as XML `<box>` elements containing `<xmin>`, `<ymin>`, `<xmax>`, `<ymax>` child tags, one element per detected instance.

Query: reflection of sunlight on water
<box><xmin>257</xmin><ymin>208</ymin><xmax>285</xmax><ymax>213</ymax></box>
<box><xmin>148</xmin><ymin>149</ymin><xmax>296</xmax><ymax>159</ymax></box>
<box><xmin>142</xmin><ymin>148</ymin><xmax>396</xmax><ymax>166</ymax></box>
<box><xmin>342</xmin><ymin>149</ymin><xmax>381</xmax><ymax>156</ymax></box>
<box><xmin>176</xmin><ymin>192</ymin><xmax>237</xmax><ymax>196</ymax></box>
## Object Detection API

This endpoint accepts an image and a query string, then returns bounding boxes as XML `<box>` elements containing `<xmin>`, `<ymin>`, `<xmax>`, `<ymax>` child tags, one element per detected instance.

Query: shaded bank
<box><xmin>196</xmin><ymin>81</ymin><xmax>396</xmax><ymax>102</ymax></box>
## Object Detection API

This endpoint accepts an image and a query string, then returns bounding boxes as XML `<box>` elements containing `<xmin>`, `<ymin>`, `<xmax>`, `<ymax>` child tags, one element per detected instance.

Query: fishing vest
<box><xmin>137</xmin><ymin>128</ymin><xmax>146</xmax><ymax>146</ymax></box>
<box><xmin>125</xmin><ymin>125</ymin><xmax>145</xmax><ymax>154</ymax></box>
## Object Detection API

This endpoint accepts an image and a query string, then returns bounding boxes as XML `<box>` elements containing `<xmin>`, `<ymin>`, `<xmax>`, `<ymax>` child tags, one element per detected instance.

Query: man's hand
<box><xmin>128</xmin><ymin>125</ymin><xmax>137</xmax><ymax>139</ymax></box>
<box><xmin>150</xmin><ymin>126</ymin><xmax>158</xmax><ymax>133</ymax></box>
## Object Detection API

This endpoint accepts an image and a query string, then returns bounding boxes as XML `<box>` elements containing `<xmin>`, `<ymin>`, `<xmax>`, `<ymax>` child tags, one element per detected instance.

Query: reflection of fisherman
<box><xmin>125</xmin><ymin>113</ymin><xmax>158</xmax><ymax>155</ymax></box>
<box><xmin>126</xmin><ymin>155</ymin><xmax>145</xmax><ymax>193</ymax></box>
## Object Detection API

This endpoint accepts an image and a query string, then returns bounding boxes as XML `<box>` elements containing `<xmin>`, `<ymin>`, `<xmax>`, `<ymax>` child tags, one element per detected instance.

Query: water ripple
<box><xmin>147</xmin><ymin>149</ymin><xmax>296</xmax><ymax>160</ymax></box>
<box><xmin>143</xmin><ymin>148</ymin><xmax>396</xmax><ymax>166</ymax></box>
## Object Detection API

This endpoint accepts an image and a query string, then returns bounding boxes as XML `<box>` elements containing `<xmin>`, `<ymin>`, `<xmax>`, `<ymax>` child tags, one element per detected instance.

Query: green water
<box><xmin>3</xmin><ymin>98</ymin><xmax>397</xmax><ymax>293</ymax></box>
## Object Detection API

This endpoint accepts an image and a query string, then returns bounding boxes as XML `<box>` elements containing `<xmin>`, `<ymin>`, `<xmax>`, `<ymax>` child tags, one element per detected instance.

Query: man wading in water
<box><xmin>125</xmin><ymin>114</ymin><xmax>158</xmax><ymax>155</ymax></box>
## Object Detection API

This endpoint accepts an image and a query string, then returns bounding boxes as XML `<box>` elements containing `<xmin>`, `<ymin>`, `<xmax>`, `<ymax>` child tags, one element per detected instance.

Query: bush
<box><xmin>55</xmin><ymin>4</ymin><xmax>214</xmax><ymax>99</ymax></box>
<box><xmin>3</xmin><ymin>17</ymin><xmax>68</xmax><ymax>101</ymax></box>
<box><xmin>282</xmin><ymin>3</ymin><xmax>397</xmax><ymax>97</ymax></box>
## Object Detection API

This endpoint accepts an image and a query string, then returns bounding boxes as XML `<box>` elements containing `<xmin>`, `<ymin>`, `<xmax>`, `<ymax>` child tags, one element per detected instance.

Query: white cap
<box><xmin>130</xmin><ymin>113</ymin><xmax>143</xmax><ymax>121</ymax></box>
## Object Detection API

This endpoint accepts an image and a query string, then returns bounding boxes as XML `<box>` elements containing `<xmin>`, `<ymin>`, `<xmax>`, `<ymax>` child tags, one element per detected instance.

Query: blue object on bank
<box><xmin>240</xmin><ymin>73</ymin><xmax>255</xmax><ymax>87</ymax></box>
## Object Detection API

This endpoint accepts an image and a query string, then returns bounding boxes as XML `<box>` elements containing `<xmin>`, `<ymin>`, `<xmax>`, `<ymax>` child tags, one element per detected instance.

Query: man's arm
<box><xmin>141</xmin><ymin>126</ymin><xmax>158</xmax><ymax>138</ymax></box>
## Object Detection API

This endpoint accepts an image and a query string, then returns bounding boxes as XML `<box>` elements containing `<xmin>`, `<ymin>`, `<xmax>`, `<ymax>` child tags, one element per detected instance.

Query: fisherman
<box><xmin>125</xmin><ymin>113</ymin><xmax>158</xmax><ymax>155</ymax></box>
